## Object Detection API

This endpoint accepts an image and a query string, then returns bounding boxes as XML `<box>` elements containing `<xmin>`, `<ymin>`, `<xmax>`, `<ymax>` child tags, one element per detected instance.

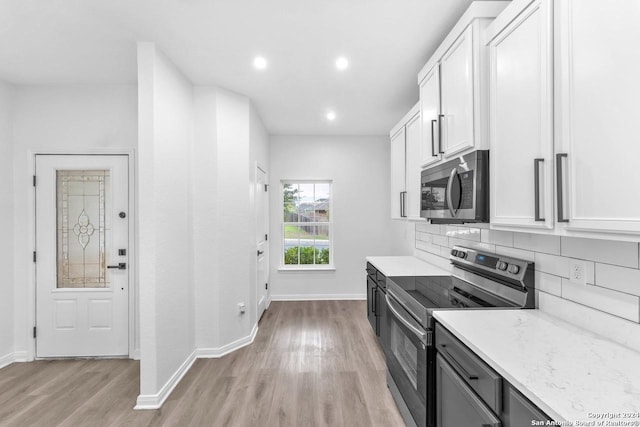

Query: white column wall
<box><xmin>11</xmin><ymin>85</ymin><xmax>138</xmax><ymax>359</ymax></box>
<box><xmin>214</xmin><ymin>88</ymin><xmax>253</xmax><ymax>347</ymax></box>
<box><xmin>137</xmin><ymin>42</ymin><xmax>196</xmax><ymax>403</ymax></box>
<box><xmin>0</xmin><ymin>81</ymin><xmax>15</xmax><ymax>365</ymax></box>
<box><xmin>268</xmin><ymin>135</ymin><xmax>393</xmax><ymax>299</ymax></box>
<box><xmin>192</xmin><ymin>88</ymin><xmax>219</xmax><ymax>350</ymax></box>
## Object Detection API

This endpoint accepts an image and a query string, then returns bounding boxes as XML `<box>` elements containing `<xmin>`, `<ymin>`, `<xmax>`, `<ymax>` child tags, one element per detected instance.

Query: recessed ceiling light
<box><xmin>253</xmin><ymin>56</ymin><xmax>267</xmax><ymax>70</ymax></box>
<box><xmin>335</xmin><ymin>57</ymin><xmax>349</xmax><ymax>70</ymax></box>
<box><xmin>326</xmin><ymin>111</ymin><xmax>336</xmax><ymax>121</ymax></box>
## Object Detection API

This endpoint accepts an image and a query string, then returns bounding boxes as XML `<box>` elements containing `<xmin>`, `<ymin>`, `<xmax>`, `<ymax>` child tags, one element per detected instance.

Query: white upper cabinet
<box><xmin>556</xmin><ymin>0</ymin><xmax>640</xmax><ymax>235</ymax></box>
<box><xmin>405</xmin><ymin>111</ymin><xmax>422</xmax><ymax>219</ymax></box>
<box><xmin>390</xmin><ymin>103</ymin><xmax>422</xmax><ymax>220</ymax></box>
<box><xmin>417</xmin><ymin>2</ymin><xmax>508</xmax><ymax>166</ymax></box>
<box><xmin>440</xmin><ymin>25</ymin><xmax>475</xmax><ymax>157</ymax></box>
<box><xmin>390</xmin><ymin>126</ymin><xmax>406</xmax><ymax>219</ymax></box>
<box><xmin>486</xmin><ymin>0</ymin><xmax>554</xmax><ymax>231</ymax></box>
<box><xmin>419</xmin><ymin>65</ymin><xmax>441</xmax><ymax>167</ymax></box>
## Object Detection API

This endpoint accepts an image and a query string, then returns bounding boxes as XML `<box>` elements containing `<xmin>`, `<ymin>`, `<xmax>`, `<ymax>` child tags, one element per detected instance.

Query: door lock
<box><xmin>107</xmin><ymin>263</ymin><xmax>127</xmax><ymax>270</ymax></box>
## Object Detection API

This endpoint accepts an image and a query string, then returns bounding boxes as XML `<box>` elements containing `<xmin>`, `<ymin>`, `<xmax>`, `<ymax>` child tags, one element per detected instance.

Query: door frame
<box><xmin>255</xmin><ymin>162</ymin><xmax>270</xmax><ymax>317</ymax></box>
<box><xmin>28</xmin><ymin>148</ymin><xmax>137</xmax><ymax>360</ymax></box>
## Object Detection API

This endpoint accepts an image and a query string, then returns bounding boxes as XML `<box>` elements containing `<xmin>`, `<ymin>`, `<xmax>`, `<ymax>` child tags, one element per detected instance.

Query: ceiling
<box><xmin>0</xmin><ymin>0</ymin><xmax>484</xmax><ymax>135</ymax></box>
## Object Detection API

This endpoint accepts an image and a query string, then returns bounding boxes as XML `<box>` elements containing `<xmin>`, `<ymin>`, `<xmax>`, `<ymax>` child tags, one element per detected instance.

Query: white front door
<box><xmin>35</xmin><ymin>155</ymin><xmax>129</xmax><ymax>357</ymax></box>
<box><xmin>256</xmin><ymin>166</ymin><xmax>269</xmax><ymax>320</ymax></box>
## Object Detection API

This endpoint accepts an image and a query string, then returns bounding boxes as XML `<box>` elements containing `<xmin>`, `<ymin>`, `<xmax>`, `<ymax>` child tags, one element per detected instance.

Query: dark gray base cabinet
<box><xmin>435</xmin><ymin>323</ymin><xmax>551</xmax><ymax>427</ymax></box>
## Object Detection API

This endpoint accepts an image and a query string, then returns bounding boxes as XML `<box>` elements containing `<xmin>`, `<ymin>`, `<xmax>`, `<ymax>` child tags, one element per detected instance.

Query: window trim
<box><xmin>280</xmin><ymin>179</ymin><xmax>334</xmax><ymax>270</ymax></box>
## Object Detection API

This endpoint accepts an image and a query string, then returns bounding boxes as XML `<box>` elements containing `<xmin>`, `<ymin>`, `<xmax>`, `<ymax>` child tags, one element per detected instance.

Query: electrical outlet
<box><xmin>238</xmin><ymin>302</ymin><xmax>246</xmax><ymax>314</ymax></box>
<box><xmin>569</xmin><ymin>260</ymin><xmax>586</xmax><ymax>285</ymax></box>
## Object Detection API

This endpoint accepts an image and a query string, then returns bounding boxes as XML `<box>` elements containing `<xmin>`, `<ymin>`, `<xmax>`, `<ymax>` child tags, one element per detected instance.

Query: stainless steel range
<box><xmin>383</xmin><ymin>246</ymin><xmax>535</xmax><ymax>427</ymax></box>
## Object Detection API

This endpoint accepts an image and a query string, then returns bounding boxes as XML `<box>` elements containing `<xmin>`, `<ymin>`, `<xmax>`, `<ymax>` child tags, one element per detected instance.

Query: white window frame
<box><xmin>279</xmin><ymin>180</ymin><xmax>334</xmax><ymax>271</ymax></box>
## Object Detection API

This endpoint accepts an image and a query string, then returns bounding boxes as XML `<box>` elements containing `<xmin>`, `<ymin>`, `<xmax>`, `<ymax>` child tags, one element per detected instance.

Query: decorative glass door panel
<box><xmin>57</xmin><ymin>170</ymin><xmax>110</xmax><ymax>288</ymax></box>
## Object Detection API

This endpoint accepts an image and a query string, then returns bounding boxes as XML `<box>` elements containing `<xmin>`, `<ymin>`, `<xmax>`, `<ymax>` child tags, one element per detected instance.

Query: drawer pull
<box><xmin>438</xmin><ymin>344</ymin><xmax>478</xmax><ymax>380</ymax></box>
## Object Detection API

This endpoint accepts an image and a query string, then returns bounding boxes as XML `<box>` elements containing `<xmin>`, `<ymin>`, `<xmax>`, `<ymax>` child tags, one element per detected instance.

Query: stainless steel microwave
<box><xmin>420</xmin><ymin>150</ymin><xmax>489</xmax><ymax>224</ymax></box>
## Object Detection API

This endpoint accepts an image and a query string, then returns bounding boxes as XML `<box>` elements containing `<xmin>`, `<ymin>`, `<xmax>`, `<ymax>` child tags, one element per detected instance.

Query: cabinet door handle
<box><xmin>534</xmin><ymin>158</ymin><xmax>545</xmax><ymax>221</ymax></box>
<box><xmin>438</xmin><ymin>114</ymin><xmax>445</xmax><ymax>154</ymax></box>
<box><xmin>437</xmin><ymin>343</ymin><xmax>478</xmax><ymax>380</ymax></box>
<box><xmin>556</xmin><ymin>153</ymin><xmax>569</xmax><ymax>222</ymax></box>
<box><xmin>400</xmin><ymin>191</ymin><xmax>407</xmax><ymax>218</ymax></box>
<box><xmin>431</xmin><ymin>119</ymin><xmax>438</xmax><ymax>157</ymax></box>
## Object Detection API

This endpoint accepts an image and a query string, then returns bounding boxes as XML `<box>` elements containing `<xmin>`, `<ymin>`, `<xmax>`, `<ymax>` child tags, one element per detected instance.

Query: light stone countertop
<box><xmin>433</xmin><ymin>309</ymin><xmax>640</xmax><ymax>423</ymax></box>
<box><xmin>365</xmin><ymin>256</ymin><xmax>450</xmax><ymax>277</ymax></box>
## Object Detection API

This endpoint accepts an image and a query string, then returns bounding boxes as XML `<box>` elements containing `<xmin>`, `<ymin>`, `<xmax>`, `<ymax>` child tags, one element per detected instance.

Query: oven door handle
<box><xmin>446</xmin><ymin>167</ymin><xmax>458</xmax><ymax>217</ymax></box>
<box><xmin>386</xmin><ymin>295</ymin><xmax>427</xmax><ymax>345</ymax></box>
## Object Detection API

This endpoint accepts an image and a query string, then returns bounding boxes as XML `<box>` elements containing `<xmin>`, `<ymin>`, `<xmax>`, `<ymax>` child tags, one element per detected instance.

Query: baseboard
<box><xmin>13</xmin><ymin>351</ymin><xmax>28</xmax><ymax>362</ymax></box>
<box><xmin>134</xmin><ymin>349</ymin><xmax>197</xmax><ymax>410</ymax></box>
<box><xmin>271</xmin><ymin>293</ymin><xmax>366</xmax><ymax>301</ymax></box>
<box><xmin>0</xmin><ymin>352</ymin><xmax>15</xmax><ymax>370</ymax></box>
<box><xmin>131</xmin><ymin>349</ymin><xmax>141</xmax><ymax>361</ymax></box>
<box><xmin>197</xmin><ymin>323</ymin><xmax>258</xmax><ymax>359</ymax></box>
<box><xmin>266</xmin><ymin>295</ymin><xmax>272</xmax><ymax>309</ymax></box>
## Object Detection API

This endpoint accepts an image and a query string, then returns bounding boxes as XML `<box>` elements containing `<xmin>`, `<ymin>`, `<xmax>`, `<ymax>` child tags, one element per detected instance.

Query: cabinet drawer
<box><xmin>436</xmin><ymin>324</ymin><xmax>502</xmax><ymax>414</ymax></box>
<box><xmin>376</xmin><ymin>271</ymin><xmax>386</xmax><ymax>290</ymax></box>
<box><xmin>366</xmin><ymin>262</ymin><xmax>377</xmax><ymax>277</ymax></box>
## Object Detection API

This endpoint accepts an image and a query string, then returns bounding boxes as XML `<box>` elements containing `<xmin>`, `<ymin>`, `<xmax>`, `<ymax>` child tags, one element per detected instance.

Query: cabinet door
<box><xmin>419</xmin><ymin>65</ymin><xmax>442</xmax><ymax>167</ymax></box>
<box><xmin>390</xmin><ymin>127</ymin><xmax>407</xmax><ymax>219</ymax></box>
<box><xmin>436</xmin><ymin>355</ymin><xmax>501</xmax><ymax>427</ymax></box>
<box><xmin>489</xmin><ymin>0</ymin><xmax>554</xmax><ymax>230</ymax></box>
<box><xmin>505</xmin><ymin>385</ymin><xmax>551</xmax><ymax>427</ymax></box>
<box><xmin>440</xmin><ymin>25</ymin><xmax>475</xmax><ymax>158</ymax></box>
<box><xmin>405</xmin><ymin>112</ymin><xmax>423</xmax><ymax>219</ymax></box>
<box><xmin>557</xmin><ymin>0</ymin><xmax>640</xmax><ymax>234</ymax></box>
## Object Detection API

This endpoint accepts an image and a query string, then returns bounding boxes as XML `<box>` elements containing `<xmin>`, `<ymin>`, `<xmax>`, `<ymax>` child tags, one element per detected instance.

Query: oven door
<box><xmin>385</xmin><ymin>293</ymin><xmax>431</xmax><ymax>427</ymax></box>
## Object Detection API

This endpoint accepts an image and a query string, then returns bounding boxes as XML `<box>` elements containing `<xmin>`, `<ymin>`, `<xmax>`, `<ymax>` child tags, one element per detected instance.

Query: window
<box><xmin>281</xmin><ymin>181</ymin><xmax>333</xmax><ymax>269</ymax></box>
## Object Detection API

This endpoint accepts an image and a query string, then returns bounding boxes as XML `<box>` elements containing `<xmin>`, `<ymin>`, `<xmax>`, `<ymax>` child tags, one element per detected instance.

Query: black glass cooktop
<box><xmin>388</xmin><ymin>274</ymin><xmax>517</xmax><ymax>312</ymax></box>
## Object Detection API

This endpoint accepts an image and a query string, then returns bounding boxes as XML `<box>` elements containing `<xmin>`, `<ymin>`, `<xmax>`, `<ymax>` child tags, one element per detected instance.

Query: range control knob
<box><xmin>457</xmin><ymin>251</ymin><xmax>466</xmax><ymax>259</ymax></box>
<box><xmin>508</xmin><ymin>264</ymin><xmax>521</xmax><ymax>275</ymax></box>
<box><xmin>451</xmin><ymin>249</ymin><xmax>458</xmax><ymax>257</ymax></box>
<box><xmin>497</xmin><ymin>261</ymin><xmax>508</xmax><ymax>271</ymax></box>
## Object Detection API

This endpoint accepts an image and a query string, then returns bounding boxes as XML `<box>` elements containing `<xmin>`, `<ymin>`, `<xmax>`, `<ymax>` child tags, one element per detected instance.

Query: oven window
<box><xmin>390</xmin><ymin>321</ymin><xmax>419</xmax><ymax>389</ymax></box>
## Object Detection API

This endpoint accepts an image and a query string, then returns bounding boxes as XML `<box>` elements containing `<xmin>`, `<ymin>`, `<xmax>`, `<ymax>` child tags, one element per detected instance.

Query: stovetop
<box><xmin>386</xmin><ymin>246</ymin><xmax>535</xmax><ymax>329</ymax></box>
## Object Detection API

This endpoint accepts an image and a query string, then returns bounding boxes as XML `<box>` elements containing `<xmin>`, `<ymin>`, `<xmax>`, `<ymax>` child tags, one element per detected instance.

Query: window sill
<box><xmin>278</xmin><ymin>266</ymin><xmax>336</xmax><ymax>272</ymax></box>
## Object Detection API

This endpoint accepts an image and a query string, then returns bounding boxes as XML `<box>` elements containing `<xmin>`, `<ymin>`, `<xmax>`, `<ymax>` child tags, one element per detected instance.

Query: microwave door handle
<box><xmin>385</xmin><ymin>294</ymin><xmax>427</xmax><ymax>344</ymax></box>
<box><xmin>446</xmin><ymin>167</ymin><xmax>457</xmax><ymax>217</ymax></box>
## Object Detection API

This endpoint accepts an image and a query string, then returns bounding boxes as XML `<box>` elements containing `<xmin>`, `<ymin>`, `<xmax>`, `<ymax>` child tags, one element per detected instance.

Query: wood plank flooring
<box><xmin>0</xmin><ymin>300</ymin><xmax>405</xmax><ymax>427</ymax></box>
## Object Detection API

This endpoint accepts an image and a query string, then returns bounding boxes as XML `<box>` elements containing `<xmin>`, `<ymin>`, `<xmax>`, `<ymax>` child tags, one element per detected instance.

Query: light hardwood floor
<box><xmin>0</xmin><ymin>301</ymin><xmax>405</xmax><ymax>427</ymax></box>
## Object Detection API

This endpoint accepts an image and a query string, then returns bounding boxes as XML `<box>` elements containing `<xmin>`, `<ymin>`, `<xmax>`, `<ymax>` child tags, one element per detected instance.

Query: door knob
<box><xmin>257</xmin><ymin>250</ymin><xmax>264</xmax><ymax>256</ymax></box>
<box><xmin>107</xmin><ymin>263</ymin><xmax>127</xmax><ymax>270</ymax></box>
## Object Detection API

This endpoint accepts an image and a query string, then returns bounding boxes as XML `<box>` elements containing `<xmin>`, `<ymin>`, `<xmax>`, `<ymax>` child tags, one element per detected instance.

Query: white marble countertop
<box><xmin>433</xmin><ymin>309</ymin><xmax>640</xmax><ymax>422</ymax></box>
<box><xmin>365</xmin><ymin>256</ymin><xmax>450</xmax><ymax>277</ymax></box>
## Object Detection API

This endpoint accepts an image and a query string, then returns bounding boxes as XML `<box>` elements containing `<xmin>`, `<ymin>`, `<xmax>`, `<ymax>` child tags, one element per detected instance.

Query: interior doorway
<box><xmin>256</xmin><ymin>165</ymin><xmax>269</xmax><ymax>320</ymax></box>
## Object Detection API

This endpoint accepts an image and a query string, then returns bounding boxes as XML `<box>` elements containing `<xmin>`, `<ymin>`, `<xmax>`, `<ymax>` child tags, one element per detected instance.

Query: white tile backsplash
<box><xmin>534</xmin><ymin>252</ymin><xmax>569</xmax><ymax>277</ymax></box>
<box><xmin>538</xmin><ymin>292</ymin><xmax>640</xmax><ymax>353</ymax></box>
<box><xmin>432</xmin><ymin>234</ymin><xmax>449</xmax><ymax>247</ymax></box>
<box><xmin>494</xmin><ymin>245</ymin><xmax>535</xmax><ymax>262</ymax></box>
<box><xmin>596</xmin><ymin>263</ymin><xmax>640</xmax><ymax>297</ymax></box>
<box><xmin>412</xmin><ymin>224</ymin><xmax>640</xmax><ymax>337</ymax></box>
<box><xmin>481</xmin><ymin>229</ymin><xmax>513</xmax><ymax>246</ymax></box>
<box><xmin>561</xmin><ymin>237</ymin><xmax>639</xmax><ymax>268</ymax></box>
<box><xmin>535</xmin><ymin>272</ymin><xmax>562</xmax><ymax>297</ymax></box>
<box><xmin>513</xmin><ymin>233</ymin><xmax>561</xmax><ymax>255</ymax></box>
<box><xmin>561</xmin><ymin>280</ymin><xmax>640</xmax><ymax>323</ymax></box>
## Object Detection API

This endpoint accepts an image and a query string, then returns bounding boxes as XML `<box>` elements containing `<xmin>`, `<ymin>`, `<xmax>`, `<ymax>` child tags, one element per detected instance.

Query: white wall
<box><xmin>11</xmin><ymin>84</ymin><xmax>137</xmax><ymax>359</ymax></box>
<box><xmin>137</xmin><ymin>43</ymin><xmax>195</xmax><ymax>402</ymax></box>
<box><xmin>0</xmin><ymin>80</ymin><xmax>15</xmax><ymax>366</ymax></box>
<box><xmin>268</xmin><ymin>135</ymin><xmax>392</xmax><ymax>299</ymax></box>
<box><xmin>192</xmin><ymin>87</ymin><xmax>219</xmax><ymax>350</ymax></box>
<box><xmin>214</xmin><ymin>88</ymin><xmax>253</xmax><ymax>346</ymax></box>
